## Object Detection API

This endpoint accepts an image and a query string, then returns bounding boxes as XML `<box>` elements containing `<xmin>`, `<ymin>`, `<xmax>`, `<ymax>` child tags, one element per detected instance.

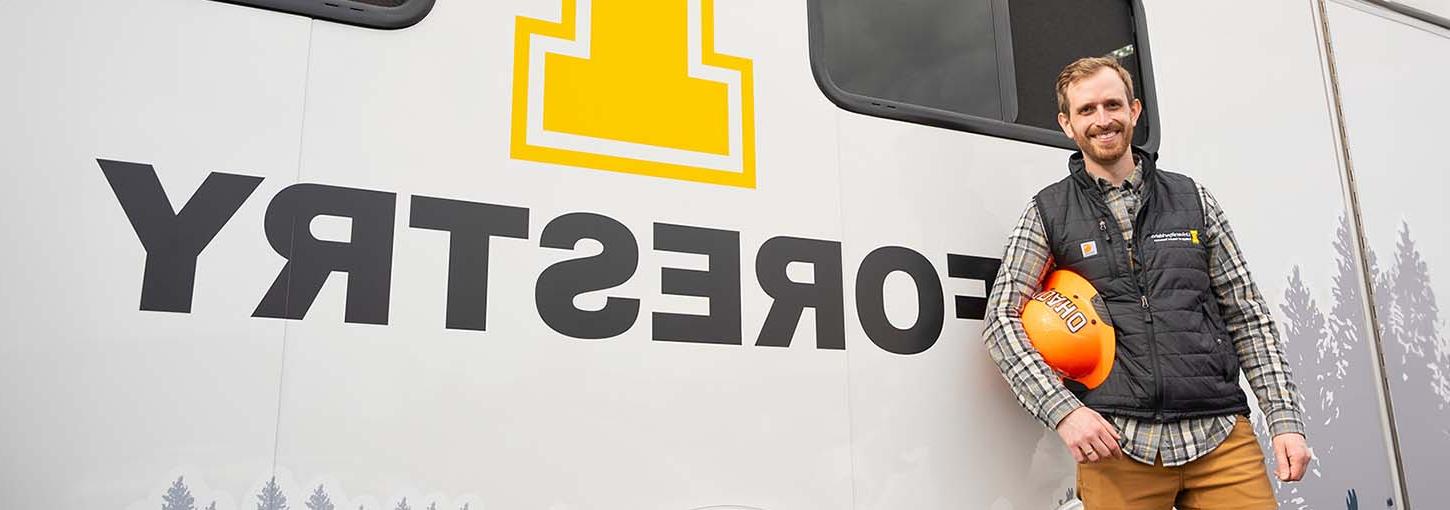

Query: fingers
<box><xmin>1274</xmin><ymin>441</ymin><xmax>1291</xmax><ymax>481</ymax></box>
<box><xmin>1063</xmin><ymin>435</ymin><xmax>1099</xmax><ymax>463</ymax></box>
<box><xmin>1288</xmin><ymin>445</ymin><xmax>1310</xmax><ymax>481</ymax></box>
<box><xmin>1068</xmin><ymin>428</ymin><xmax>1118</xmax><ymax>463</ymax></box>
<box><xmin>1096</xmin><ymin>413</ymin><xmax>1121</xmax><ymax>442</ymax></box>
<box><xmin>1097</xmin><ymin>427</ymin><xmax>1122</xmax><ymax>458</ymax></box>
<box><xmin>1056</xmin><ymin>407</ymin><xmax>1122</xmax><ymax>464</ymax></box>
<box><xmin>1086</xmin><ymin>435</ymin><xmax>1116</xmax><ymax>461</ymax></box>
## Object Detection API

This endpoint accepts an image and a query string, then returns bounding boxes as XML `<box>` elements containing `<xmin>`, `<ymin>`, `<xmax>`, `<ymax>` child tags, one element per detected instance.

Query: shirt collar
<box><xmin>1096</xmin><ymin>157</ymin><xmax>1144</xmax><ymax>192</ymax></box>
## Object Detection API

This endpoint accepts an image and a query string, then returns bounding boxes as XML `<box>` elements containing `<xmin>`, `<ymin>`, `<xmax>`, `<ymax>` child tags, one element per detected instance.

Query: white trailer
<box><xmin>2</xmin><ymin>0</ymin><xmax>1447</xmax><ymax>508</ymax></box>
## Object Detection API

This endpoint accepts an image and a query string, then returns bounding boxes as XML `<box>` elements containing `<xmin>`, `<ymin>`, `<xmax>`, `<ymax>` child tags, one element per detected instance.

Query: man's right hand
<box><xmin>1056</xmin><ymin>406</ymin><xmax>1122</xmax><ymax>463</ymax></box>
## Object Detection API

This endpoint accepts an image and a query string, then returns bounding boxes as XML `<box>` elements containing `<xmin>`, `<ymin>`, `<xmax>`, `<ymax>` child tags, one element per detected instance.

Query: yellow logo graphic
<box><xmin>1080</xmin><ymin>241</ymin><xmax>1098</xmax><ymax>258</ymax></box>
<box><xmin>1190</xmin><ymin>229</ymin><xmax>1200</xmax><ymax>244</ymax></box>
<box><xmin>510</xmin><ymin>0</ymin><xmax>756</xmax><ymax>188</ymax></box>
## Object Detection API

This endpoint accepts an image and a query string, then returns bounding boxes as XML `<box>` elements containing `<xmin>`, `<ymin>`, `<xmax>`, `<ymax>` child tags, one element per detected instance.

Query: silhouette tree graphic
<box><xmin>163</xmin><ymin>476</ymin><xmax>196</xmax><ymax>510</ymax></box>
<box><xmin>1283</xmin><ymin>266</ymin><xmax>1332</xmax><ymax>426</ymax></box>
<box><xmin>306</xmin><ymin>484</ymin><xmax>335</xmax><ymax>510</ymax></box>
<box><xmin>1387</xmin><ymin>223</ymin><xmax>1437</xmax><ymax>363</ymax></box>
<box><xmin>257</xmin><ymin>477</ymin><xmax>288</xmax><ymax>510</ymax></box>
<box><xmin>1378</xmin><ymin>221</ymin><xmax>1450</xmax><ymax>505</ymax></box>
<box><xmin>1266</xmin><ymin>214</ymin><xmax>1415</xmax><ymax>510</ymax></box>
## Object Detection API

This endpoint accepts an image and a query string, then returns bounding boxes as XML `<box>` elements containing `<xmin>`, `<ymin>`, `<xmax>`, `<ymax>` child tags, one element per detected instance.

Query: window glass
<box><xmin>818</xmin><ymin>0</ymin><xmax>1012</xmax><ymax>121</ymax></box>
<box><xmin>1007</xmin><ymin>0</ymin><xmax>1148</xmax><ymax>145</ymax></box>
<box><xmin>810</xmin><ymin>0</ymin><xmax>1156</xmax><ymax>149</ymax></box>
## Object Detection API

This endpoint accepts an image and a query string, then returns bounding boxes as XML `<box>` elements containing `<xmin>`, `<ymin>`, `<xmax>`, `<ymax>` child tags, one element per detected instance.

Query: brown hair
<box><xmin>1055</xmin><ymin>57</ymin><xmax>1135</xmax><ymax>115</ymax></box>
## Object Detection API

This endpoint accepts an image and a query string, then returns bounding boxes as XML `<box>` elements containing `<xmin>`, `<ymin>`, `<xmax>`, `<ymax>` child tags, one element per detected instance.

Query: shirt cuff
<box><xmin>1040</xmin><ymin>386</ymin><xmax>1085</xmax><ymax>429</ymax></box>
<box><xmin>1264</xmin><ymin>407</ymin><xmax>1307</xmax><ymax>438</ymax></box>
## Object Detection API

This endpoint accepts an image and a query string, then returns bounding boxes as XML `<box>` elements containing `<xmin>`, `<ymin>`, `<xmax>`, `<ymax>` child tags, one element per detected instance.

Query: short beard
<box><xmin>1076</xmin><ymin>121</ymin><xmax>1133</xmax><ymax>166</ymax></box>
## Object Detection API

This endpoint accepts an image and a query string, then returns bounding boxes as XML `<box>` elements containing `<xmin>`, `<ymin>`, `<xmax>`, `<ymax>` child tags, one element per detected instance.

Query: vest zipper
<box><xmin>1127</xmin><ymin>180</ymin><xmax>1164</xmax><ymax>421</ymax></box>
<box><xmin>1098</xmin><ymin>219</ymin><xmax>1117</xmax><ymax>270</ymax></box>
<box><xmin>1131</xmin><ymin>233</ymin><xmax>1164</xmax><ymax>422</ymax></box>
<box><xmin>1090</xmin><ymin>187</ymin><xmax>1164</xmax><ymax>421</ymax></box>
<box><xmin>1096</xmin><ymin>193</ymin><xmax>1164</xmax><ymax>422</ymax></box>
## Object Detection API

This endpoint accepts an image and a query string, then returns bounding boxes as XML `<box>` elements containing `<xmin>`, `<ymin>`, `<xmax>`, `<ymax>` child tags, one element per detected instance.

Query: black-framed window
<box><xmin>212</xmin><ymin>0</ymin><xmax>434</xmax><ymax>29</ymax></box>
<box><xmin>808</xmin><ymin>0</ymin><xmax>1158</xmax><ymax>151</ymax></box>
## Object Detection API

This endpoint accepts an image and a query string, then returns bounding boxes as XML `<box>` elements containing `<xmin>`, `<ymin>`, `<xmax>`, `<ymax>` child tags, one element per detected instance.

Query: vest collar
<box><xmin>1068</xmin><ymin>146</ymin><xmax>1159</xmax><ymax>192</ymax></box>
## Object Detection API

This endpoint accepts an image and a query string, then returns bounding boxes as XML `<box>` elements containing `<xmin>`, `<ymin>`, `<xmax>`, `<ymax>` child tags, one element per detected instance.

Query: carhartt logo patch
<box><xmin>1080</xmin><ymin>241</ymin><xmax>1098</xmax><ymax>258</ymax></box>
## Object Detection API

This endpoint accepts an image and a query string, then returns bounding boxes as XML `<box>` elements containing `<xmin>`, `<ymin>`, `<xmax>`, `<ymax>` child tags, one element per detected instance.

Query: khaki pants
<box><xmin>1076</xmin><ymin>416</ymin><xmax>1276</xmax><ymax>509</ymax></box>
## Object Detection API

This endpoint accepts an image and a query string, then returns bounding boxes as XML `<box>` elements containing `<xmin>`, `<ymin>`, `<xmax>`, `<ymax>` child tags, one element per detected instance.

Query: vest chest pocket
<box><xmin>1144</xmin><ymin>228</ymin><xmax>1205</xmax><ymax>248</ymax></box>
<box><xmin>1142</xmin><ymin>228</ymin><xmax>1209</xmax><ymax>265</ymax></box>
<box><xmin>1064</xmin><ymin>238</ymin><xmax>1116</xmax><ymax>279</ymax></box>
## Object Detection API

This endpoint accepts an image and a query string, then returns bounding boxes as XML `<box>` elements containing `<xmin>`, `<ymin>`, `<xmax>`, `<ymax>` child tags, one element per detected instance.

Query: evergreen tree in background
<box><xmin>1282</xmin><ymin>266</ymin><xmax>1333</xmax><ymax>427</ymax></box>
<box><xmin>206</xmin><ymin>503</ymin><xmax>217</xmax><ymax>510</ymax></box>
<box><xmin>306</xmin><ymin>484</ymin><xmax>335</xmax><ymax>510</ymax></box>
<box><xmin>1389</xmin><ymin>223</ymin><xmax>1435</xmax><ymax>362</ymax></box>
<box><xmin>163</xmin><ymin>476</ymin><xmax>197</xmax><ymax>510</ymax></box>
<box><xmin>1379</xmin><ymin>221</ymin><xmax>1450</xmax><ymax>506</ymax></box>
<box><xmin>1321</xmin><ymin>216</ymin><xmax>1368</xmax><ymax>417</ymax></box>
<box><xmin>393</xmin><ymin>498</ymin><xmax>411</xmax><ymax>510</ymax></box>
<box><xmin>257</xmin><ymin>477</ymin><xmax>289</xmax><ymax>510</ymax></box>
<box><xmin>1273</xmin><ymin>267</ymin><xmax>1321</xmax><ymax>510</ymax></box>
<box><xmin>1387</xmin><ymin>222</ymin><xmax>1448</xmax><ymax>407</ymax></box>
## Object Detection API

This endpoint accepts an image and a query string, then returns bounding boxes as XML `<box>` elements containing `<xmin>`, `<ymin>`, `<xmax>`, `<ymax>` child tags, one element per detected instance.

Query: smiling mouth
<box><xmin>1092</xmin><ymin>131</ymin><xmax>1120</xmax><ymax>143</ymax></box>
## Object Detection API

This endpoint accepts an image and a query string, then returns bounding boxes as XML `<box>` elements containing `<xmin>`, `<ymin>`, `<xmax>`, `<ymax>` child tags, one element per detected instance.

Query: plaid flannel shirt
<box><xmin>983</xmin><ymin>163</ymin><xmax>1306</xmax><ymax>466</ymax></box>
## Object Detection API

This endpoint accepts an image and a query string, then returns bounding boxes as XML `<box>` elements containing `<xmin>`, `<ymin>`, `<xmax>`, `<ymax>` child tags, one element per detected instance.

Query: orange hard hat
<box><xmin>1021</xmin><ymin>270</ymin><xmax>1115</xmax><ymax>389</ymax></box>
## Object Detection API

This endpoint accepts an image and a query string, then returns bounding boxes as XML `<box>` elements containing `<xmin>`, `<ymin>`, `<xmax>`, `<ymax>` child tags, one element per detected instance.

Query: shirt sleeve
<box><xmin>983</xmin><ymin>199</ymin><xmax>1082</xmax><ymax>429</ymax></box>
<box><xmin>1199</xmin><ymin>184</ymin><xmax>1308</xmax><ymax>437</ymax></box>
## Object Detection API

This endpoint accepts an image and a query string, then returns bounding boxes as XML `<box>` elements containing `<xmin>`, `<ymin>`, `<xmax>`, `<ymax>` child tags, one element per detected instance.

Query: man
<box><xmin>983</xmin><ymin>57</ymin><xmax>1312</xmax><ymax>509</ymax></box>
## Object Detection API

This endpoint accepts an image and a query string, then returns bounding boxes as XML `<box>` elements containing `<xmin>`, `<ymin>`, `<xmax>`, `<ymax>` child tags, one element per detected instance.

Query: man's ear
<box><xmin>1057</xmin><ymin>111</ymin><xmax>1073</xmax><ymax>139</ymax></box>
<box><xmin>1130</xmin><ymin>98</ymin><xmax>1143</xmax><ymax>125</ymax></box>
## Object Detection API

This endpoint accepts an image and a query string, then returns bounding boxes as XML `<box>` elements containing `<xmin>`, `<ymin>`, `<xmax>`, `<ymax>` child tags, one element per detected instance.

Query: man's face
<box><xmin>1057</xmin><ymin>68</ymin><xmax>1142</xmax><ymax>166</ymax></box>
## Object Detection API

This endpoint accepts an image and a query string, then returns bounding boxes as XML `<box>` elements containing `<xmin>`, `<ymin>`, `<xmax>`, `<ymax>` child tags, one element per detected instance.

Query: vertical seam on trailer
<box><xmin>833</xmin><ymin>109</ymin><xmax>860</xmax><ymax>510</ymax></box>
<box><xmin>271</xmin><ymin>19</ymin><xmax>315</xmax><ymax>479</ymax></box>
<box><xmin>1312</xmin><ymin>1</ymin><xmax>1412</xmax><ymax>507</ymax></box>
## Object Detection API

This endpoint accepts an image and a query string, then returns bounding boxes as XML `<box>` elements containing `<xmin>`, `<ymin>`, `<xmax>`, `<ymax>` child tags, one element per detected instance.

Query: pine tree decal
<box><xmin>306</xmin><ymin>484</ymin><xmax>335</xmax><ymax>510</ymax></box>
<box><xmin>206</xmin><ymin>503</ymin><xmax>217</xmax><ymax>510</ymax></box>
<box><xmin>393</xmin><ymin>498</ymin><xmax>411</xmax><ymax>510</ymax></box>
<box><xmin>163</xmin><ymin>476</ymin><xmax>197</xmax><ymax>510</ymax></box>
<box><xmin>257</xmin><ymin>477</ymin><xmax>289</xmax><ymax>510</ymax></box>
<box><xmin>1327</xmin><ymin>216</ymin><xmax>1365</xmax><ymax>382</ymax></box>
<box><xmin>1379</xmin><ymin>220</ymin><xmax>1450</xmax><ymax>507</ymax></box>
<box><xmin>1388</xmin><ymin>222</ymin><xmax>1448</xmax><ymax>406</ymax></box>
<box><xmin>1273</xmin><ymin>268</ymin><xmax>1322</xmax><ymax>510</ymax></box>
<box><xmin>1282</xmin><ymin>266</ymin><xmax>1333</xmax><ymax>425</ymax></box>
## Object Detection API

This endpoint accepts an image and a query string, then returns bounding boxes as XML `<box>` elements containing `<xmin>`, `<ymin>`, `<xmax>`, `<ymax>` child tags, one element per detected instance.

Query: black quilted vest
<box><xmin>1034</xmin><ymin>147</ymin><xmax>1249</xmax><ymax>422</ymax></box>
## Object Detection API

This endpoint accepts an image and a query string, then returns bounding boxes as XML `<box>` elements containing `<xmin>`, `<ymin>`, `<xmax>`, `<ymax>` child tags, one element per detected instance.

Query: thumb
<box><xmin>1275</xmin><ymin>441</ymin><xmax>1290</xmax><ymax>480</ymax></box>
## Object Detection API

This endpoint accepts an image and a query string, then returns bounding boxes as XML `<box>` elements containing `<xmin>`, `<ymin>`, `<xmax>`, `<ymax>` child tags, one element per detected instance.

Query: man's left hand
<box><xmin>1272</xmin><ymin>432</ymin><xmax>1311</xmax><ymax>481</ymax></box>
